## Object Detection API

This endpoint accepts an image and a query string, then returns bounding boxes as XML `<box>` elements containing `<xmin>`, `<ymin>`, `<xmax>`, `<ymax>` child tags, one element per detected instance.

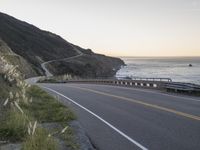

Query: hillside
<box><xmin>48</xmin><ymin>54</ymin><xmax>125</xmax><ymax>78</ymax></box>
<box><xmin>0</xmin><ymin>12</ymin><xmax>124</xmax><ymax>78</ymax></box>
<box><xmin>0</xmin><ymin>39</ymin><xmax>37</xmax><ymax>78</ymax></box>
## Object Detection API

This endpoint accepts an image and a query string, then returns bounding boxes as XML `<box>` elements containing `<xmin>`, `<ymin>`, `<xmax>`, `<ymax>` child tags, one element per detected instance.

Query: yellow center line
<box><xmin>67</xmin><ymin>85</ymin><xmax>200</xmax><ymax>121</ymax></box>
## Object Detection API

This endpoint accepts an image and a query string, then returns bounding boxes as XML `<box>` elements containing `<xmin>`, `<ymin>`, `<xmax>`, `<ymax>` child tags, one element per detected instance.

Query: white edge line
<box><xmin>42</xmin><ymin>86</ymin><xmax>148</xmax><ymax>150</ymax></box>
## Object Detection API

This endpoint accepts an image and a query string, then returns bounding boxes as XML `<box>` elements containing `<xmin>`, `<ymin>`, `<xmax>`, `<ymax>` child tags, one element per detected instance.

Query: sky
<box><xmin>0</xmin><ymin>0</ymin><xmax>200</xmax><ymax>57</ymax></box>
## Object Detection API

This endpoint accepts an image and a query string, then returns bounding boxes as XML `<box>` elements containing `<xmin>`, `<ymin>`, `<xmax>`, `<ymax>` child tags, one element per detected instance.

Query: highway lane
<box><xmin>69</xmin><ymin>84</ymin><xmax>200</xmax><ymax>117</ymax></box>
<box><xmin>40</xmin><ymin>83</ymin><xmax>200</xmax><ymax>150</ymax></box>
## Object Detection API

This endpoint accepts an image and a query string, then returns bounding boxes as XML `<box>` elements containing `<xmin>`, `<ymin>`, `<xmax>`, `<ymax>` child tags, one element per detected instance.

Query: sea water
<box><xmin>116</xmin><ymin>57</ymin><xmax>200</xmax><ymax>84</ymax></box>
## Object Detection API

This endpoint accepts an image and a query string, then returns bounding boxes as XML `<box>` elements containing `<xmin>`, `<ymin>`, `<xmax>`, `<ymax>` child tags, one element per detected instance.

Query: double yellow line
<box><xmin>68</xmin><ymin>85</ymin><xmax>200</xmax><ymax>121</ymax></box>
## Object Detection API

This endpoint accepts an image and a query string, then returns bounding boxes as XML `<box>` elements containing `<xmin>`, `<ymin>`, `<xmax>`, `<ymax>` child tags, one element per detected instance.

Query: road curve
<box><xmin>40</xmin><ymin>83</ymin><xmax>200</xmax><ymax>150</ymax></box>
<box><xmin>41</xmin><ymin>44</ymin><xmax>83</xmax><ymax>76</ymax></box>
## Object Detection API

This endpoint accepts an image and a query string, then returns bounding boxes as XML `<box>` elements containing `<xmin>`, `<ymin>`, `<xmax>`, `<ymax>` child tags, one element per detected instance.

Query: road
<box><xmin>39</xmin><ymin>83</ymin><xmax>200</xmax><ymax>150</ymax></box>
<box><xmin>41</xmin><ymin>44</ymin><xmax>83</xmax><ymax>76</ymax></box>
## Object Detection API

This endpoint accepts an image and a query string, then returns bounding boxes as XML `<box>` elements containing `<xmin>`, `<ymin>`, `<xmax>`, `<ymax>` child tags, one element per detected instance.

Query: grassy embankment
<box><xmin>0</xmin><ymin>80</ymin><xmax>78</xmax><ymax>149</ymax></box>
<box><xmin>0</xmin><ymin>55</ymin><xmax>78</xmax><ymax>149</ymax></box>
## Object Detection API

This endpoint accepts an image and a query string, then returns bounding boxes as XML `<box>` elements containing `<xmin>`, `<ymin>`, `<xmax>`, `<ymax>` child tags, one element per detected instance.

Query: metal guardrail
<box><xmin>65</xmin><ymin>78</ymin><xmax>172</xmax><ymax>89</ymax></box>
<box><xmin>129</xmin><ymin>77</ymin><xmax>172</xmax><ymax>82</ymax></box>
<box><xmin>117</xmin><ymin>76</ymin><xmax>172</xmax><ymax>82</ymax></box>
<box><xmin>43</xmin><ymin>76</ymin><xmax>200</xmax><ymax>94</ymax></box>
<box><xmin>164</xmin><ymin>82</ymin><xmax>200</xmax><ymax>93</ymax></box>
<box><xmin>65</xmin><ymin>78</ymin><xmax>200</xmax><ymax>94</ymax></box>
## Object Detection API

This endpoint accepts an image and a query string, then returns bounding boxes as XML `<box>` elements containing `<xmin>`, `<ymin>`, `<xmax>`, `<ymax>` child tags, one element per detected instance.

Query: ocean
<box><xmin>116</xmin><ymin>57</ymin><xmax>200</xmax><ymax>85</ymax></box>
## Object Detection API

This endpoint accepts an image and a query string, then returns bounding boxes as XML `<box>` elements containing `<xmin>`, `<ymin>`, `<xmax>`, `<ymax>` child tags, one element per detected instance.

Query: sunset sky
<box><xmin>1</xmin><ymin>0</ymin><xmax>200</xmax><ymax>56</ymax></box>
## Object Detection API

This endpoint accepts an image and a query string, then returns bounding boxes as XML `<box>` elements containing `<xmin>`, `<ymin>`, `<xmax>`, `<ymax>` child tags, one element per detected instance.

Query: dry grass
<box><xmin>22</xmin><ymin>127</ymin><xmax>58</xmax><ymax>150</ymax></box>
<box><xmin>0</xmin><ymin>63</ymin><xmax>77</xmax><ymax>149</ymax></box>
<box><xmin>0</xmin><ymin>109</ymin><xmax>28</xmax><ymax>142</ymax></box>
<box><xmin>0</xmin><ymin>55</ymin><xmax>77</xmax><ymax>150</ymax></box>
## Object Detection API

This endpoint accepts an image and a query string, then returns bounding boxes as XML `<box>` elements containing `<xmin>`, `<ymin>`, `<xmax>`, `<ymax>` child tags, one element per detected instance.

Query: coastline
<box><xmin>116</xmin><ymin>56</ymin><xmax>200</xmax><ymax>85</ymax></box>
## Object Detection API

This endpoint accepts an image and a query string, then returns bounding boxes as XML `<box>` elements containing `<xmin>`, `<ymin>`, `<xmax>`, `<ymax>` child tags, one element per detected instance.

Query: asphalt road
<box><xmin>40</xmin><ymin>83</ymin><xmax>200</xmax><ymax>150</ymax></box>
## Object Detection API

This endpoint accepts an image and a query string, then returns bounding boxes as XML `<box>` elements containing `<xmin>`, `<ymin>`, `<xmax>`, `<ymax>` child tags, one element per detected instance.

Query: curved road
<box><xmin>41</xmin><ymin>44</ymin><xmax>83</xmax><ymax>76</ymax></box>
<box><xmin>40</xmin><ymin>83</ymin><xmax>200</xmax><ymax>150</ymax></box>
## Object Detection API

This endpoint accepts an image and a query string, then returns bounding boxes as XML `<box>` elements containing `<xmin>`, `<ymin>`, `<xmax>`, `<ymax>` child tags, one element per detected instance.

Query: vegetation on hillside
<box><xmin>0</xmin><ymin>55</ymin><xmax>78</xmax><ymax>149</ymax></box>
<box><xmin>48</xmin><ymin>54</ymin><xmax>124</xmax><ymax>78</ymax></box>
<box><xmin>0</xmin><ymin>39</ymin><xmax>37</xmax><ymax>78</ymax></box>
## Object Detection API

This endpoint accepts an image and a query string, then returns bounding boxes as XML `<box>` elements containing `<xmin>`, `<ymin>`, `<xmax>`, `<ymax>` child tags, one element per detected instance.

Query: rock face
<box><xmin>0</xmin><ymin>12</ymin><xmax>124</xmax><ymax>78</ymax></box>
